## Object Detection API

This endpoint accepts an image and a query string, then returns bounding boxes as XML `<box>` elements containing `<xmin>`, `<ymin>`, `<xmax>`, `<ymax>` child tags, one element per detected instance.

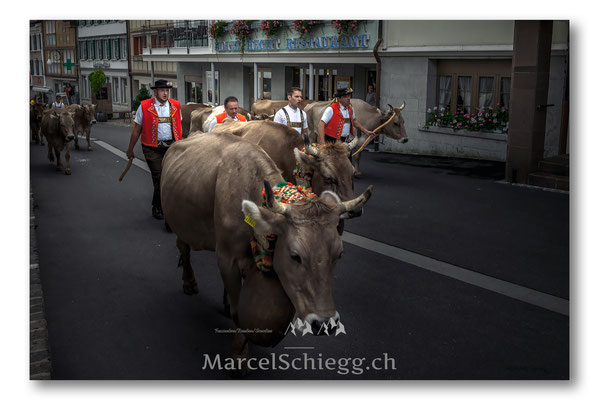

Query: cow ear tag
<box><xmin>244</xmin><ymin>213</ymin><xmax>256</xmax><ymax>227</ymax></box>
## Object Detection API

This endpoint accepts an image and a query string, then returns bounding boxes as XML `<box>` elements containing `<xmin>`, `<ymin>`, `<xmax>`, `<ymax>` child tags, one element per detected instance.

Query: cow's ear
<box><xmin>241</xmin><ymin>200</ymin><xmax>285</xmax><ymax>236</ymax></box>
<box><xmin>294</xmin><ymin>148</ymin><xmax>319</xmax><ymax>171</ymax></box>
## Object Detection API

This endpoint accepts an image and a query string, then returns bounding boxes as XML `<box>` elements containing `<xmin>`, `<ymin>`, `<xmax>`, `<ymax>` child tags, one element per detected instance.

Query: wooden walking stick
<box><xmin>351</xmin><ymin>110</ymin><xmax>396</xmax><ymax>158</ymax></box>
<box><xmin>118</xmin><ymin>157</ymin><xmax>134</xmax><ymax>182</ymax></box>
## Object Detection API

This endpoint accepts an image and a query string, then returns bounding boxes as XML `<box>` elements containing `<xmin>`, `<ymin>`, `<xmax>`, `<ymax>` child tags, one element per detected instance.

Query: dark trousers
<box><xmin>142</xmin><ymin>144</ymin><xmax>169</xmax><ymax>207</ymax></box>
<box><xmin>325</xmin><ymin>134</ymin><xmax>350</xmax><ymax>144</ymax></box>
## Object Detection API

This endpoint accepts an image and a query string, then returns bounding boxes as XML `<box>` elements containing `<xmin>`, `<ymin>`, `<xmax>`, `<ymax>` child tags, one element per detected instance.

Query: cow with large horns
<box><xmin>160</xmin><ymin>132</ymin><xmax>373</xmax><ymax>371</ymax></box>
<box><xmin>305</xmin><ymin>99</ymin><xmax>408</xmax><ymax>176</ymax></box>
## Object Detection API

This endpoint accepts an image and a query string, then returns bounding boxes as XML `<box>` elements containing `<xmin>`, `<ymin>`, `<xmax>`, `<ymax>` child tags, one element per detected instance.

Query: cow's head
<box><xmin>31</xmin><ymin>103</ymin><xmax>46</xmax><ymax>121</ymax></box>
<box><xmin>242</xmin><ymin>182</ymin><xmax>373</xmax><ymax>334</ymax></box>
<box><xmin>85</xmin><ymin>104</ymin><xmax>97</xmax><ymax>124</ymax></box>
<box><xmin>51</xmin><ymin>110</ymin><xmax>76</xmax><ymax>142</ymax></box>
<box><xmin>294</xmin><ymin>142</ymin><xmax>356</xmax><ymax>203</ymax></box>
<box><xmin>380</xmin><ymin>102</ymin><xmax>408</xmax><ymax>143</ymax></box>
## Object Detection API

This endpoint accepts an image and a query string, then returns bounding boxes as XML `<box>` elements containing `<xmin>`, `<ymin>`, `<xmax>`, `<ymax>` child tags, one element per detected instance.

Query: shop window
<box><xmin>186</xmin><ymin>81</ymin><xmax>202</xmax><ymax>103</ymax></box>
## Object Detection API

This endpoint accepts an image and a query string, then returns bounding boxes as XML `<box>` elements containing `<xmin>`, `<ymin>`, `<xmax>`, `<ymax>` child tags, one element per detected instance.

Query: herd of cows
<box><xmin>29</xmin><ymin>102</ymin><xmax>97</xmax><ymax>175</ymax></box>
<box><xmin>30</xmin><ymin>97</ymin><xmax>409</xmax><ymax>376</ymax></box>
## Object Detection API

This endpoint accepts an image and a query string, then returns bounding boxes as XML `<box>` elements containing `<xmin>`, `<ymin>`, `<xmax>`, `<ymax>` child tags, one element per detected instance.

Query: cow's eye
<box><xmin>290</xmin><ymin>252</ymin><xmax>302</xmax><ymax>264</ymax></box>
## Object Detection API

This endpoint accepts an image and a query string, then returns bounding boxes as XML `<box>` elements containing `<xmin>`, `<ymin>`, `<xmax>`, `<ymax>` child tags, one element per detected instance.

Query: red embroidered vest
<box><xmin>215</xmin><ymin>112</ymin><xmax>247</xmax><ymax>124</ymax></box>
<box><xmin>140</xmin><ymin>98</ymin><xmax>183</xmax><ymax>147</ymax></box>
<box><xmin>324</xmin><ymin>101</ymin><xmax>353</xmax><ymax>139</ymax></box>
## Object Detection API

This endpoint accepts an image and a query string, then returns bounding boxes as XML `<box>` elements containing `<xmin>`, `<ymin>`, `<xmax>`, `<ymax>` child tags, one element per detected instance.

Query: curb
<box><xmin>30</xmin><ymin>185</ymin><xmax>52</xmax><ymax>380</ymax></box>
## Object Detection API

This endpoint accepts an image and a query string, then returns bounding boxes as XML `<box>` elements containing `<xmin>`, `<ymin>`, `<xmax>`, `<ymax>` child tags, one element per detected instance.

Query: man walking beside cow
<box><xmin>318</xmin><ymin>87</ymin><xmax>375</xmax><ymax>145</ymax></box>
<box><xmin>208</xmin><ymin>96</ymin><xmax>247</xmax><ymax>132</ymax></box>
<box><xmin>273</xmin><ymin>87</ymin><xmax>308</xmax><ymax>135</ymax></box>
<box><xmin>125</xmin><ymin>79</ymin><xmax>183</xmax><ymax>220</ymax></box>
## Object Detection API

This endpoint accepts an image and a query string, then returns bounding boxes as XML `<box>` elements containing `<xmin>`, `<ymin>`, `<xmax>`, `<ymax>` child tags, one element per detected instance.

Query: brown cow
<box><xmin>305</xmin><ymin>99</ymin><xmax>407</xmax><ymax>176</ymax></box>
<box><xmin>41</xmin><ymin>109</ymin><xmax>76</xmax><ymax>175</ymax></box>
<box><xmin>180</xmin><ymin>103</ymin><xmax>212</xmax><ymax>138</ymax></box>
<box><xmin>161</xmin><ymin>132</ymin><xmax>372</xmax><ymax>371</ymax></box>
<box><xmin>250</xmin><ymin>99</ymin><xmax>314</xmax><ymax>119</ymax></box>
<box><xmin>67</xmin><ymin>104</ymin><xmax>96</xmax><ymax>151</ymax></box>
<box><xmin>30</xmin><ymin>103</ymin><xmax>47</xmax><ymax>145</ymax></box>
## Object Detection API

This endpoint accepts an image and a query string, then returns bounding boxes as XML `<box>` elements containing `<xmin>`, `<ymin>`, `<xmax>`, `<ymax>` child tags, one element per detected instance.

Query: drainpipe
<box><xmin>309</xmin><ymin>63</ymin><xmax>314</xmax><ymax>100</ymax></box>
<box><xmin>211</xmin><ymin>62</ymin><xmax>215</xmax><ymax>105</ymax></box>
<box><xmin>126</xmin><ymin>21</ymin><xmax>133</xmax><ymax>110</ymax></box>
<box><xmin>373</xmin><ymin>20</ymin><xmax>383</xmax><ymax>151</ymax></box>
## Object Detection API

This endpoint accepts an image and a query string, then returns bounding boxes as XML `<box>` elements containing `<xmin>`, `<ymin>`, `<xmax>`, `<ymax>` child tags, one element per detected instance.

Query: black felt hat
<box><xmin>334</xmin><ymin>87</ymin><xmax>353</xmax><ymax>97</ymax></box>
<box><xmin>150</xmin><ymin>79</ymin><xmax>173</xmax><ymax>89</ymax></box>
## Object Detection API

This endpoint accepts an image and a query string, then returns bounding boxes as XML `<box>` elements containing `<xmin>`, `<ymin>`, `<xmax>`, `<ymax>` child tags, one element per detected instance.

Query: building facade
<box><xmin>29</xmin><ymin>21</ymin><xmax>47</xmax><ymax>102</ymax></box>
<box><xmin>40</xmin><ymin>20</ymin><xmax>78</xmax><ymax>105</ymax></box>
<box><xmin>128</xmin><ymin>20</ymin><xmax>181</xmax><ymax>102</ymax></box>
<box><xmin>378</xmin><ymin>20</ymin><xmax>569</xmax><ymax>160</ymax></box>
<box><xmin>77</xmin><ymin>20</ymin><xmax>129</xmax><ymax>113</ymax></box>
<box><xmin>141</xmin><ymin>20</ymin><xmax>378</xmax><ymax>110</ymax></box>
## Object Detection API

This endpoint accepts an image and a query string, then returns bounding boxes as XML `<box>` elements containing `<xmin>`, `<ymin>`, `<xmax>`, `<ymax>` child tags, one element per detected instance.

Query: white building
<box><xmin>77</xmin><ymin>20</ymin><xmax>130</xmax><ymax>114</ymax></box>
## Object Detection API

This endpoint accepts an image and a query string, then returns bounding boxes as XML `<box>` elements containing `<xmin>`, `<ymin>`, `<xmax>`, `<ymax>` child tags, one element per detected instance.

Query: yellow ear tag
<box><xmin>244</xmin><ymin>213</ymin><xmax>256</xmax><ymax>227</ymax></box>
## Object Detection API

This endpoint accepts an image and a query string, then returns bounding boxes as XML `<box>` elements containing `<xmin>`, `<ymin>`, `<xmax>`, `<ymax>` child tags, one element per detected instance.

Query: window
<box><xmin>114</xmin><ymin>39</ymin><xmax>120</xmax><ymax>60</ymax></box>
<box><xmin>133</xmin><ymin>36</ymin><xmax>145</xmax><ymax>56</ymax></box>
<box><xmin>500</xmin><ymin>77</ymin><xmax>511</xmax><ymax>108</ymax></box>
<box><xmin>45</xmin><ymin>21</ymin><xmax>56</xmax><ymax>46</ymax></box>
<box><xmin>435</xmin><ymin>59</ymin><xmax>512</xmax><ymax>114</ymax></box>
<box><xmin>121</xmin><ymin>38</ymin><xmax>127</xmax><ymax>59</ymax></box>
<box><xmin>121</xmin><ymin>77</ymin><xmax>128</xmax><ymax>105</ymax></box>
<box><xmin>105</xmin><ymin>39</ymin><xmax>111</xmax><ymax>59</ymax></box>
<box><xmin>112</xmin><ymin>77</ymin><xmax>120</xmax><ymax>103</ymax></box>
<box><xmin>97</xmin><ymin>40</ymin><xmax>103</xmax><ymax>59</ymax></box>
<box><xmin>89</xmin><ymin>40</ymin><xmax>94</xmax><ymax>59</ymax></box>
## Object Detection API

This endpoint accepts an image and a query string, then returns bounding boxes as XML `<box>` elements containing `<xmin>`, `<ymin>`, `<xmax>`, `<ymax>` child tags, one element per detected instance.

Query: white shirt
<box><xmin>52</xmin><ymin>102</ymin><xmax>65</xmax><ymax>108</ymax></box>
<box><xmin>135</xmin><ymin>99</ymin><xmax>181</xmax><ymax>141</ymax></box>
<box><xmin>321</xmin><ymin>103</ymin><xmax>355</xmax><ymax>137</ymax></box>
<box><xmin>273</xmin><ymin>105</ymin><xmax>308</xmax><ymax>134</ymax></box>
<box><xmin>208</xmin><ymin>113</ymin><xmax>241</xmax><ymax>132</ymax></box>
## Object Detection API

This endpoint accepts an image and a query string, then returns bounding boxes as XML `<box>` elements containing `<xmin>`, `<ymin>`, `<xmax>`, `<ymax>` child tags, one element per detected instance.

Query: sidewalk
<box><xmin>30</xmin><ymin>185</ymin><xmax>51</xmax><ymax>380</ymax></box>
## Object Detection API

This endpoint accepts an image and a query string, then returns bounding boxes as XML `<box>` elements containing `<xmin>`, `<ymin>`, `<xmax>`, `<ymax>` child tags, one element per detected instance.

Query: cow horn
<box><xmin>305</xmin><ymin>143</ymin><xmax>322</xmax><ymax>158</ymax></box>
<box><xmin>346</xmin><ymin>136</ymin><xmax>360</xmax><ymax>151</ymax></box>
<box><xmin>398</xmin><ymin>101</ymin><xmax>406</xmax><ymax>111</ymax></box>
<box><xmin>301</xmin><ymin>132</ymin><xmax>311</xmax><ymax>148</ymax></box>
<box><xmin>388</xmin><ymin>104</ymin><xmax>393</xmax><ymax>112</ymax></box>
<box><xmin>338</xmin><ymin>185</ymin><xmax>373</xmax><ymax>215</ymax></box>
<box><xmin>264</xmin><ymin>180</ymin><xmax>289</xmax><ymax>215</ymax></box>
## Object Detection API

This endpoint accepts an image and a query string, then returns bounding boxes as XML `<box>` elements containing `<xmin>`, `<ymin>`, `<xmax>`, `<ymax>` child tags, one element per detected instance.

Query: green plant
<box><xmin>209</xmin><ymin>20</ymin><xmax>228</xmax><ymax>40</ymax></box>
<box><xmin>293</xmin><ymin>20</ymin><xmax>319</xmax><ymax>36</ymax></box>
<box><xmin>260</xmin><ymin>20</ymin><xmax>283</xmax><ymax>37</ymax></box>
<box><xmin>131</xmin><ymin>87</ymin><xmax>151</xmax><ymax>112</ymax></box>
<box><xmin>332</xmin><ymin>20</ymin><xmax>360</xmax><ymax>36</ymax></box>
<box><xmin>425</xmin><ymin>105</ymin><xmax>510</xmax><ymax>133</ymax></box>
<box><xmin>89</xmin><ymin>69</ymin><xmax>106</xmax><ymax>96</ymax></box>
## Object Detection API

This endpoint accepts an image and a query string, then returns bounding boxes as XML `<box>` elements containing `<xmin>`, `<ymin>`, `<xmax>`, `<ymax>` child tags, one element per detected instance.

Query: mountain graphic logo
<box><xmin>284</xmin><ymin>317</ymin><xmax>346</xmax><ymax>337</ymax></box>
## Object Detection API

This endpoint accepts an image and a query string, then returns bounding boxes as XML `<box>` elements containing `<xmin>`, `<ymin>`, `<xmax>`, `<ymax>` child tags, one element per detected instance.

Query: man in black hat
<box><xmin>126</xmin><ymin>80</ymin><xmax>183</xmax><ymax>220</ymax></box>
<box><xmin>318</xmin><ymin>87</ymin><xmax>374</xmax><ymax>144</ymax></box>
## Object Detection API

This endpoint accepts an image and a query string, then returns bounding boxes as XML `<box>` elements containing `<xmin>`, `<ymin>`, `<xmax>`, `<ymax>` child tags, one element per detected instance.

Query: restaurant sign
<box><xmin>215</xmin><ymin>34</ymin><xmax>369</xmax><ymax>52</ymax></box>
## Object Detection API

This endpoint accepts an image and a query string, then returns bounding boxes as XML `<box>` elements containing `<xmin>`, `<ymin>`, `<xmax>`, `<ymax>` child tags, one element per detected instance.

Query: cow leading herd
<box><xmin>30</xmin><ymin>98</ymin><xmax>408</xmax><ymax>377</ymax></box>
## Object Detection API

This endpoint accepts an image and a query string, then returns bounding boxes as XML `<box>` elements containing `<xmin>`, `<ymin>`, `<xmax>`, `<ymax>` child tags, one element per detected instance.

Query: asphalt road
<box><xmin>29</xmin><ymin>120</ymin><xmax>569</xmax><ymax>379</ymax></box>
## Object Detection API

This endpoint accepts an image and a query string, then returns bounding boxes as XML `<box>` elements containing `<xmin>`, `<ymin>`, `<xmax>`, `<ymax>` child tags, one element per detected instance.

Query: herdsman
<box><xmin>273</xmin><ymin>87</ymin><xmax>308</xmax><ymax>135</ymax></box>
<box><xmin>208</xmin><ymin>96</ymin><xmax>247</xmax><ymax>132</ymax></box>
<box><xmin>126</xmin><ymin>80</ymin><xmax>182</xmax><ymax>220</ymax></box>
<box><xmin>318</xmin><ymin>87</ymin><xmax>374</xmax><ymax>144</ymax></box>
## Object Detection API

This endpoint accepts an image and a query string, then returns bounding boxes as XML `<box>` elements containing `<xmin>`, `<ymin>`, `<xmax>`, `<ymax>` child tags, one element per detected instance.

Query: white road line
<box><xmin>341</xmin><ymin>231</ymin><xmax>569</xmax><ymax>316</ymax></box>
<box><xmin>93</xmin><ymin>137</ymin><xmax>569</xmax><ymax>316</ymax></box>
<box><xmin>93</xmin><ymin>139</ymin><xmax>150</xmax><ymax>172</ymax></box>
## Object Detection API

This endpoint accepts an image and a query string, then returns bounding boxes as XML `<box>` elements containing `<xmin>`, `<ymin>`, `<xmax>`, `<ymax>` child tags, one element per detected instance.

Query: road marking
<box><xmin>341</xmin><ymin>231</ymin><xmax>569</xmax><ymax>316</ymax></box>
<box><xmin>92</xmin><ymin>137</ymin><xmax>569</xmax><ymax>316</ymax></box>
<box><xmin>93</xmin><ymin>139</ymin><xmax>149</xmax><ymax>173</ymax></box>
